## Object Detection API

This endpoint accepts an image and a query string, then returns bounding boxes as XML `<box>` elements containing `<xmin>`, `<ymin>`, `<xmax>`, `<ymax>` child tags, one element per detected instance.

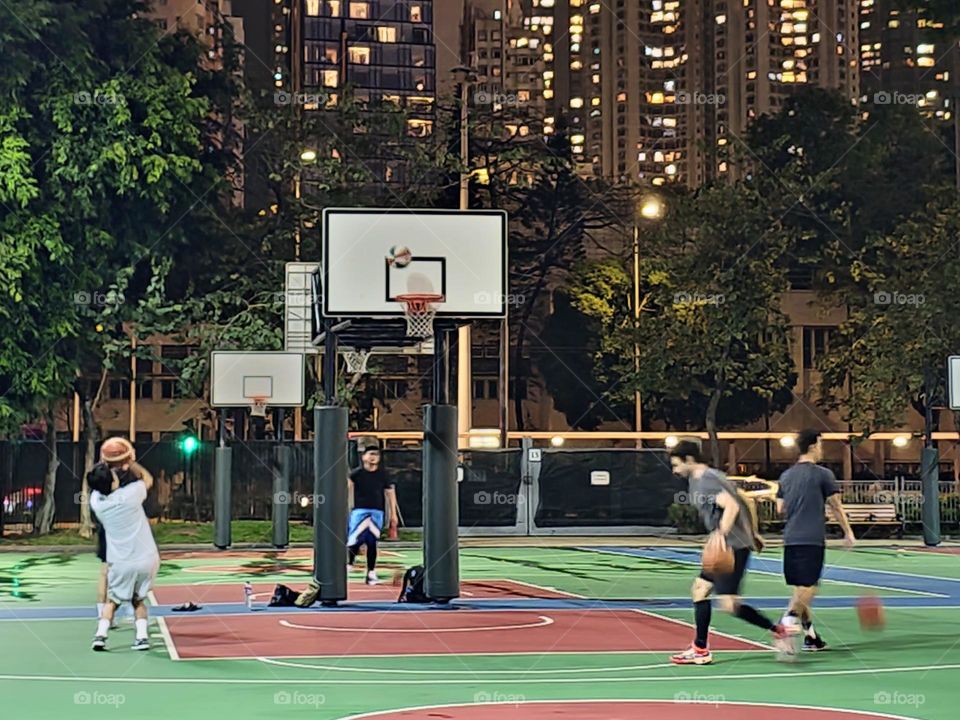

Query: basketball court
<box><xmin>1</xmin><ymin>544</ymin><xmax>958</xmax><ymax>719</ymax></box>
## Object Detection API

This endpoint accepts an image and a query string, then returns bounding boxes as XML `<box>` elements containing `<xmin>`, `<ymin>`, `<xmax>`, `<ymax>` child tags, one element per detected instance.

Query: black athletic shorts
<box><xmin>700</xmin><ymin>547</ymin><xmax>751</xmax><ymax>596</ymax></box>
<box><xmin>783</xmin><ymin>544</ymin><xmax>825</xmax><ymax>587</ymax></box>
<box><xmin>96</xmin><ymin>525</ymin><xmax>107</xmax><ymax>563</ymax></box>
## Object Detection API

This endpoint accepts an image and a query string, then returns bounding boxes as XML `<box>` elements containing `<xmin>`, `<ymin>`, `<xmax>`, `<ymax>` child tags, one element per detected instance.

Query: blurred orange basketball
<box><xmin>702</xmin><ymin>534</ymin><xmax>735</xmax><ymax>576</ymax></box>
<box><xmin>101</xmin><ymin>437</ymin><xmax>134</xmax><ymax>466</ymax></box>
<box><xmin>856</xmin><ymin>596</ymin><xmax>885</xmax><ymax>631</ymax></box>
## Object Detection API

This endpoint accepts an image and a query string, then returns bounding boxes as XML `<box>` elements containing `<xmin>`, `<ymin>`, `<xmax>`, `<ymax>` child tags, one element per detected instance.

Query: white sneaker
<box><xmin>365</xmin><ymin>571</ymin><xmax>380</xmax><ymax>585</ymax></box>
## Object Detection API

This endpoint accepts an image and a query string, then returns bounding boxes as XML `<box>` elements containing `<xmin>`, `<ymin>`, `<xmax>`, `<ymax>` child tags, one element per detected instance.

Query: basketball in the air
<box><xmin>388</xmin><ymin>245</ymin><xmax>412</xmax><ymax>268</ymax></box>
<box><xmin>100</xmin><ymin>436</ymin><xmax>134</xmax><ymax>466</ymax></box>
<box><xmin>701</xmin><ymin>534</ymin><xmax>735</xmax><ymax>576</ymax></box>
<box><xmin>856</xmin><ymin>596</ymin><xmax>885</xmax><ymax>631</ymax></box>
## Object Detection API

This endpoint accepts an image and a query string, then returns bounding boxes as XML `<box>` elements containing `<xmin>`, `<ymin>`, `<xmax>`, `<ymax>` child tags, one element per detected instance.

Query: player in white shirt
<box><xmin>87</xmin><ymin>461</ymin><xmax>159</xmax><ymax>651</ymax></box>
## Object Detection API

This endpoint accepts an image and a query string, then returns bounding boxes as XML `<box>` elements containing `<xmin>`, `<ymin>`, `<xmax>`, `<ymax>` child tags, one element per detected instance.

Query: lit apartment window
<box><xmin>570</xmin><ymin>97</ymin><xmax>584</xmax><ymax>108</ymax></box>
<box><xmin>322</xmin><ymin>70</ymin><xmax>338</xmax><ymax>87</ymax></box>
<box><xmin>349</xmin><ymin>3</ymin><xmax>369</xmax><ymax>19</ymax></box>
<box><xmin>410</xmin><ymin>5</ymin><xmax>421</xmax><ymax>21</ymax></box>
<box><xmin>328</xmin><ymin>0</ymin><xmax>341</xmax><ymax>14</ymax></box>
<box><xmin>377</xmin><ymin>26</ymin><xmax>396</xmax><ymax>42</ymax></box>
<box><xmin>407</xmin><ymin>119</ymin><xmax>433</xmax><ymax>137</ymax></box>
<box><xmin>541</xmin><ymin>0</ymin><xmax>554</xmax><ymax>6</ymax></box>
<box><xmin>349</xmin><ymin>47</ymin><xmax>371</xmax><ymax>64</ymax></box>
<box><xmin>589</xmin><ymin>3</ymin><xmax>600</xmax><ymax>13</ymax></box>
<box><xmin>306</xmin><ymin>0</ymin><xmax>321</xmax><ymax>15</ymax></box>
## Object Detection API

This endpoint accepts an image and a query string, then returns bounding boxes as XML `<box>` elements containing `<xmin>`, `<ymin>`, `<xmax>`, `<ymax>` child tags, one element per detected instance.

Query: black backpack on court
<box><xmin>397</xmin><ymin>565</ymin><xmax>429</xmax><ymax>603</ymax></box>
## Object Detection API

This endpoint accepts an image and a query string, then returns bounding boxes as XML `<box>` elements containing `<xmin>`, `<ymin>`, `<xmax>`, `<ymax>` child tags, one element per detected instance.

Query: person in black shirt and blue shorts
<box><xmin>777</xmin><ymin>429</ymin><xmax>855</xmax><ymax>651</ymax></box>
<box><xmin>347</xmin><ymin>443</ymin><xmax>398</xmax><ymax>585</ymax></box>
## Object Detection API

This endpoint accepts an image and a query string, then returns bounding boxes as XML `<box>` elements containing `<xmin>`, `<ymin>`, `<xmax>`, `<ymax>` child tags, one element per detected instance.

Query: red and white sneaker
<box><xmin>671</xmin><ymin>644</ymin><xmax>713</xmax><ymax>665</ymax></box>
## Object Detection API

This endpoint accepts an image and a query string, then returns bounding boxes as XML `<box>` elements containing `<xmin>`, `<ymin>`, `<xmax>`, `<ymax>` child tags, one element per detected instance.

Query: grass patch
<box><xmin>1</xmin><ymin>521</ymin><xmax>420</xmax><ymax>546</ymax></box>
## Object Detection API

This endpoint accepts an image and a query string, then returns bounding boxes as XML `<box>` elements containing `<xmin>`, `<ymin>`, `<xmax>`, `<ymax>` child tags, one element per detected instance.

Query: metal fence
<box><xmin>2</xmin><ymin>439</ymin><xmax>957</xmax><ymax>536</ymax></box>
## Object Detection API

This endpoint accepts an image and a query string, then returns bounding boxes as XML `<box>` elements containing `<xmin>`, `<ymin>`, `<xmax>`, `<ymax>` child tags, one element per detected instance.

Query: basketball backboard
<box><xmin>210</xmin><ymin>352</ymin><xmax>305</xmax><ymax>407</ymax></box>
<box><xmin>321</xmin><ymin>208</ymin><xmax>507</xmax><ymax>319</ymax></box>
<box><xmin>949</xmin><ymin>356</ymin><xmax>960</xmax><ymax>410</ymax></box>
<box><xmin>284</xmin><ymin>262</ymin><xmax>319</xmax><ymax>354</ymax></box>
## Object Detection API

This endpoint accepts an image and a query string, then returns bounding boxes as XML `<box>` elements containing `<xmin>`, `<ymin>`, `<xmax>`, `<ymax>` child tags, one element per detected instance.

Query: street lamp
<box><xmin>450</xmin><ymin>66</ymin><xmax>491</xmax><ymax>445</ymax></box>
<box><xmin>633</xmin><ymin>193</ymin><xmax>666</xmax><ymax>447</ymax></box>
<box><xmin>300</xmin><ymin>148</ymin><xmax>317</xmax><ymax>162</ymax></box>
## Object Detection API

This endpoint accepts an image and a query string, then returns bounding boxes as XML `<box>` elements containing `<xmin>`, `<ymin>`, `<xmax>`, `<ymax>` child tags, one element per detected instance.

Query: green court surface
<box><xmin>1</xmin><ymin>544</ymin><xmax>957</xmax><ymax>719</ymax></box>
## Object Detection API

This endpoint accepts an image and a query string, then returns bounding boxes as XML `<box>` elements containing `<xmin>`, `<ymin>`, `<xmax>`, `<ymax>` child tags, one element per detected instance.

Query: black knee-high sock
<box><xmin>735</xmin><ymin>603</ymin><xmax>776</xmax><ymax>631</ymax></box>
<box><xmin>348</xmin><ymin>545</ymin><xmax>360</xmax><ymax>565</ymax></box>
<box><xmin>694</xmin><ymin>600</ymin><xmax>711</xmax><ymax>649</ymax></box>
<box><xmin>366</xmin><ymin>540</ymin><xmax>378</xmax><ymax>572</ymax></box>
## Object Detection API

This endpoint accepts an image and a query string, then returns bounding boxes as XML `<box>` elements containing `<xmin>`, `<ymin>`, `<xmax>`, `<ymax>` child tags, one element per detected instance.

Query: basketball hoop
<box><xmin>342</xmin><ymin>349</ymin><xmax>372</xmax><ymax>375</ymax></box>
<box><xmin>249</xmin><ymin>397</ymin><xmax>268</xmax><ymax>418</ymax></box>
<box><xmin>395</xmin><ymin>293</ymin><xmax>444</xmax><ymax>338</ymax></box>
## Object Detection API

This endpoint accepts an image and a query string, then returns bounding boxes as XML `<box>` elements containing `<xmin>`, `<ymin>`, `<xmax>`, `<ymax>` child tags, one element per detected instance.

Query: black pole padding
<box><xmin>921</xmin><ymin>446</ymin><xmax>941</xmax><ymax>546</ymax></box>
<box><xmin>213</xmin><ymin>446</ymin><xmax>232</xmax><ymax>549</ymax></box>
<box><xmin>313</xmin><ymin>406</ymin><xmax>349</xmax><ymax>604</ymax></box>
<box><xmin>422</xmin><ymin>404</ymin><xmax>460</xmax><ymax>603</ymax></box>
<box><xmin>323</xmin><ymin>319</ymin><xmax>338</xmax><ymax>405</ymax></box>
<box><xmin>433</xmin><ymin>329</ymin><xmax>447</xmax><ymax>405</ymax></box>
<box><xmin>272</xmin><ymin>444</ymin><xmax>291</xmax><ymax>549</ymax></box>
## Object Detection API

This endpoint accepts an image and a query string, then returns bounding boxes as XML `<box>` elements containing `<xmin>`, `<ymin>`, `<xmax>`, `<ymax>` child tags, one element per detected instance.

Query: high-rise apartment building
<box><xmin>462</xmin><ymin>1</ymin><xmax>861</xmax><ymax>186</ymax></box>
<box><xmin>859</xmin><ymin>0</ymin><xmax>959</xmax><ymax>121</ymax></box>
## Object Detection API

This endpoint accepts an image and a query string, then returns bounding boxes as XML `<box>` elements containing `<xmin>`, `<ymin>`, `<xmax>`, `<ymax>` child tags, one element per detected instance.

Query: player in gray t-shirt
<box><xmin>777</xmin><ymin>429</ymin><xmax>855</xmax><ymax>651</ymax></box>
<box><xmin>669</xmin><ymin>441</ymin><xmax>793</xmax><ymax>665</ymax></box>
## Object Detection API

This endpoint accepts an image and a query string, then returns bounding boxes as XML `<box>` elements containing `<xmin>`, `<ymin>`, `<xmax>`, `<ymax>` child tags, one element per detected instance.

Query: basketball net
<box><xmin>249</xmin><ymin>397</ymin><xmax>267</xmax><ymax>418</ymax></box>
<box><xmin>342</xmin><ymin>349</ymin><xmax>372</xmax><ymax>375</ymax></box>
<box><xmin>395</xmin><ymin>293</ymin><xmax>443</xmax><ymax>338</ymax></box>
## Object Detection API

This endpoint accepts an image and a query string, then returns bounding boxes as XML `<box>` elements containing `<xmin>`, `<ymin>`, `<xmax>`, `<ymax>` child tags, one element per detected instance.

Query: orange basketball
<box><xmin>702</xmin><ymin>535</ymin><xmax>735</xmax><ymax>576</ymax></box>
<box><xmin>856</xmin><ymin>596</ymin><xmax>886</xmax><ymax>631</ymax></box>
<box><xmin>101</xmin><ymin>436</ymin><xmax>134</xmax><ymax>466</ymax></box>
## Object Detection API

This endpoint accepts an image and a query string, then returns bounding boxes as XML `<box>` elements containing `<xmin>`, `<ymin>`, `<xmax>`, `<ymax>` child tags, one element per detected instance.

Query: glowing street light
<box><xmin>300</xmin><ymin>149</ymin><xmax>317</xmax><ymax>162</ymax></box>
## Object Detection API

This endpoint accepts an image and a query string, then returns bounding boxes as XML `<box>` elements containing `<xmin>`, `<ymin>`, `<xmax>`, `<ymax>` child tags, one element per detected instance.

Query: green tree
<box><xmin>819</xmin><ymin>193</ymin><xmax>960</xmax><ymax>441</ymax></box>
<box><xmin>567</xmin><ymin>184</ymin><xmax>796</xmax><ymax>465</ymax></box>
<box><xmin>0</xmin><ymin>1</ymin><xmax>232</xmax><ymax>532</ymax></box>
<box><xmin>471</xmin><ymin>112</ymin><xmax>634</xmax><ymax>428</ymax></box>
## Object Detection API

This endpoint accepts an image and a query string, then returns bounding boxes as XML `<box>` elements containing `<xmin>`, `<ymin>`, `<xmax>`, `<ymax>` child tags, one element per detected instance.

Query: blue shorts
<box><xmin>347</xmin><ymin>509</ymin><xmax>384</xmax><ymax>547</ymax></box>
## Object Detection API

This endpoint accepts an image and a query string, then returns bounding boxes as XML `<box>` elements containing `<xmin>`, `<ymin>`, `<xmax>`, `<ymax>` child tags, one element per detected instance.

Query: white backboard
<box><xmin>210</xmin><ymin>352</ymin><xmax>305</xmax><ymax>407</ymax></box>
<box><xmin>322</xmin><ymin>208</ymin><xmax>507</xmax><ymax>318</ymax></box>
<box><xmin>949</xmin><ymin>356</ymin><xmax>960</xmax><ymax>410</ymax></box>
<box><xmin>284</xmin><ymin>262</ymin><xmax>319</xmax><ymax>354</ymax></box>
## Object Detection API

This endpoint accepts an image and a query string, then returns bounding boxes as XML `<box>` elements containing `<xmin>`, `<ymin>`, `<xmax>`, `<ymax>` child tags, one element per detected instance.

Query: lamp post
<box><xmin>451</xmin><ymin>66</ymin><xmax>479</xmax><ymax>444</ymax></box>
<box><xmin>633</xmin><ymin>194</ymin><xmax>666</xmax><ymax>448</ymax></box>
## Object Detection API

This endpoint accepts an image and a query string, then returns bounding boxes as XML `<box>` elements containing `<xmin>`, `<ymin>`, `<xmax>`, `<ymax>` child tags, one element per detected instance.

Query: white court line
<box><xmin>257</xmin><ymin>657</ymin><xmax>675</xmax><ymax>674</ymax></box>
<box><xmin>278</xmin><ymin>615</ymin><xmax>554</xmax><ymax>633</ymax></box>
<box><xmin>176</xmin><ymin>648</ymin><xmax>758</xmax><ymax>662</ymax></box>
<box><xmin>147</xmin><ymin>591</ymin><xmax>180</xmax><ymax>661</ymax></box>
<box><xmin>579</xmin><ymin>547</ymin><xmax>948</xmax><ymax>598</ymax></box>
<box><xmin>2</xmin><ymin>663</ymin><xmax>959</xmax><ymax>685</ymax></box>
<box><xmin>337</xmin><ymin>698</ymin><xmax>923</xmax><ymax>720</ymax></box>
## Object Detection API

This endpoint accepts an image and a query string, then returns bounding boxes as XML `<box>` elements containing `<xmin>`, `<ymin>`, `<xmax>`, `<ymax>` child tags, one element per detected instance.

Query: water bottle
<box><xmin>243</xmin><ymin>582</ymin><xmax>253</xmax><ymax>610</ymax></box>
